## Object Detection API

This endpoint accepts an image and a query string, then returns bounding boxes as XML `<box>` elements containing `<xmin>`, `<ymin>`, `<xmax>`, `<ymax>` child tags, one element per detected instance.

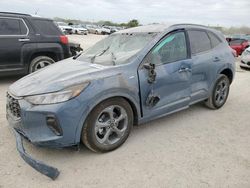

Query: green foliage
<box><xmin>127</xmin><ymin>19</ymin><xmax>139</xmax><ymax>28</ymax></box>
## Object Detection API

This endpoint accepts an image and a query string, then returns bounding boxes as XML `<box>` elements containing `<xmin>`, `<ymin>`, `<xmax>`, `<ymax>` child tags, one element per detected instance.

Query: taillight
<box><xmin>60</xmin><ymin>35</ymin><xmax>68</xmax><ymax>45</ymax></box>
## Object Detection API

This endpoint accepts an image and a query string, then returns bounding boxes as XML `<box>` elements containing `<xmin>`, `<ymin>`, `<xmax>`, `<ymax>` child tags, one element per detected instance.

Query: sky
<box><xmin>0</xmin><ymin>0</ymin><xmax>249</xmax><ymax>27</ymax></box>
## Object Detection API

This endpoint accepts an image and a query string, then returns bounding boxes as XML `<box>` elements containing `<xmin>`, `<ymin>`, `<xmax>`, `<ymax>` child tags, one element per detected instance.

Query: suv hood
<box><xmin>9</xmin><ymin>59</ymin><xmax>115</xmax><ymax>97</ymax></box>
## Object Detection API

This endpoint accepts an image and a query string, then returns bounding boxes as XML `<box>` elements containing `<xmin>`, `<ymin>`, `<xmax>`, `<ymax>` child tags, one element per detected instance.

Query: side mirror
<box><xmin>143</xmin><ymin>62</ymin><xmax>155</xmax><ymax>70</ymax></box>
<box><xmin>143</xmin><ymin>62</ymin><xmax>156</xmax><ymax>84</ymax></box>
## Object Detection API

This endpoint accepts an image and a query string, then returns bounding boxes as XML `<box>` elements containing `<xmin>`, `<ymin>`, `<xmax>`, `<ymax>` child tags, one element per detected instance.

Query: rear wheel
<box><xmin>205</xmin><ymin>74</ymin><xmax>230</xmax><ymax>109</ymax></box>
<box><xmin>82</xmin><ymin>98</ymin><xmax>133</xmax><ymax>153</ymax></box>
<box><xmin>29</xmin><ymin>56</ymin><xmax>55</xmax><ymax>73</ymax></box>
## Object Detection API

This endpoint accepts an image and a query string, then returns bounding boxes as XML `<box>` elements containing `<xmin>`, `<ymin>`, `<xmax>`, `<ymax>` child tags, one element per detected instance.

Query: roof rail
<box><xmin>171</xmin><ymin>23</ymin><xmax>208</xmax><ymax>28</ymax></box>
<box><xmin>0</xmin><ymin>12</ymin><xmax>31</xmax><ymax>16</ymax></box>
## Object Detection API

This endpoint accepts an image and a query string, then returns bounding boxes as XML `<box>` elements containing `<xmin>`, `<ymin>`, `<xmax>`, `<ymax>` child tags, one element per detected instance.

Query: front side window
<box><xmin>0</xmin><ymin>18</ymin><xmax>27</xmax><ymax>35</ymax></box>
<box><xmin>149</xmin><ymin>31</ymin><xmax>187</xmax><ymax>65</ymax></box>
<box><xmin>188</xmin><ymin>30</ymin><xmax>211</xmax><ymax>54</ymax></box>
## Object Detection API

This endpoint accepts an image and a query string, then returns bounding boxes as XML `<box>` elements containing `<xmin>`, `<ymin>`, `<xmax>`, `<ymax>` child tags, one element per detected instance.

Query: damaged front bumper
<box><xmin>14</xmin><ymin>129</ymin><xmax>60</xmax><ymax>180</ymax></box>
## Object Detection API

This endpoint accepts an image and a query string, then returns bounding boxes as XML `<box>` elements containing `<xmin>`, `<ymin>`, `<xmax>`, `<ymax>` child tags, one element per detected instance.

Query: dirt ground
<box><xmin>0</xmin><ymin>34</ymin><xmax>250</xmax><ymax>188</ymax></box>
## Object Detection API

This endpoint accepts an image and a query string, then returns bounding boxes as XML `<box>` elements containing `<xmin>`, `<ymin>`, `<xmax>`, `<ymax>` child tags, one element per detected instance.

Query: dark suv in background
<box><xmin>0</xmin><ymin>12</ymin><xmax>72</xmax><ymax>75</ymax></box>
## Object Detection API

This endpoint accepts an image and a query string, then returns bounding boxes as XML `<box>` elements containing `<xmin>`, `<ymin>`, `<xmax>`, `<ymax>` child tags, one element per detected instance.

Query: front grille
<box><xmin>6</xmin><ymin>93</ymin><xmax>21</xmax><ymax>118</ymax></box>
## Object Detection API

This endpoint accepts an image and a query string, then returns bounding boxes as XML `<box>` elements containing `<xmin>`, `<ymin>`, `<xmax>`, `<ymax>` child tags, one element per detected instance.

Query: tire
<box><xmin>82</xmin><ymin>97</ymin><xmax>133</xmax><ymax>153</ymax></box>
<box><xmin>29</xmin><ymin>56</ymin><xmax>55</xmax><ymax>73</ymax></box>
<box><xmin>205</xmin><ymin>74</ymin><xmax>230</xmax><ymax>109</ymax></box>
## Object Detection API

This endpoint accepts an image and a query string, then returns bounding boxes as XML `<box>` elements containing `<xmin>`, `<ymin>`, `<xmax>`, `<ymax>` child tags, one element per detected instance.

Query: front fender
<box><xmin>74</xmin><ymin>88</ymin><xmax>141</xmax><ymax>144</ymax></box>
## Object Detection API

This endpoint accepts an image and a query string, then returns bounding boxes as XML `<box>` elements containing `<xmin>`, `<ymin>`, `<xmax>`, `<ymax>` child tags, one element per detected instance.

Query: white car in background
<box><xmin>56</xmin><ymin>22</ymin><xmax>73</xmax><ymax>34</ymax></box>
<box><xmin>86</xmin><ymin>25</ymin><xmax>110</xmax><ymax>35</ymax></box>
<box><xmin>240</xmin><ymin>47</ymin><xmax>250</xmax><ymax>69</ymax></box>
<box><xmin>100</xmin><ymin>27</ymin><xmax>111</xmax><ymax>35</ymax></box>
<box><xmin>71</xmin><ymin>25</ymin><xmax>88</xmax><ymax>35</ymax></box>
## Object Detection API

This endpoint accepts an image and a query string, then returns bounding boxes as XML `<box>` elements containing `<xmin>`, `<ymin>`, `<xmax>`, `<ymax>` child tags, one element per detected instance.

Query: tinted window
<box><xmin>0</xmin><ymin>18</ymin><xmax>27</xmax><ymax>35</ymax></box>
<box><xmin>33</xmin><ymin>20</ymin><xmax>61</xmax><ymax>35</ymax></box>
<box><xmin>208</xmin><ymin>32</ymin><xmax>221</xmax><ymax>47</ymax></box>
<box><xmin>19</xmin><ymin>20</ymin><xmax>28</xmax><ymax>35</ymax></box>
<box><xmin>229</xmin><ymin>39</ymin><xmax>244</xmax><ymax>45</ymax></box>
<box><xmin>188</xmin><ymin>30</ymin><xmax>211</xmax><ymax>54</ymax></box>
<box><xmin>150</xmin><ymin>32</ymin><xmax>187</xmax><ymax>65</ymax></box>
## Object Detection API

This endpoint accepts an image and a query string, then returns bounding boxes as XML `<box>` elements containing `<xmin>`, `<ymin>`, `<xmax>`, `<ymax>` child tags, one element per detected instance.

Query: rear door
<box><xmin>0</xmin><ymin>17</ymin><xmax>29</xmax><ymax>69</ymax></box>
<box><xmin>187</xmin><ymin>30</ymin><xmax>215</xmax><ymax>104</ymax></box>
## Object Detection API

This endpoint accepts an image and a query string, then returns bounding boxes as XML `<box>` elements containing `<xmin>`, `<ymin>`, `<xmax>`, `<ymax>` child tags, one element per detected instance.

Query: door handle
<box><xmin>179</xmin><ymin>67</ymin><xmax>191</xmax><ymax>73</ymax></box>
<box><xmin>213</xmin><ymin>57</ymin><xmax>220</xmax><ymax>62</ymax></box>
<box><xmin>18</xmin><ymin>38</ymin><xmax>30</xmax><ymax>42</ymax></box>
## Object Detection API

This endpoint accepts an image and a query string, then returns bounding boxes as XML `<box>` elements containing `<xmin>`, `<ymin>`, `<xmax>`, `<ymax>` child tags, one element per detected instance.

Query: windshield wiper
<box><xmin>91</xmin><ymin>46</ymin><xmax>110</xmax><ymax>64</ymax></box>
<box><xmin>111</xmin><ymin>52</ymin><xmax>116</xmax><ymax>66</ymax></box>
<box><xmin>73</xmin><ymin>52</ymin><xmax>82</xmax><ymax>60</ymax></box>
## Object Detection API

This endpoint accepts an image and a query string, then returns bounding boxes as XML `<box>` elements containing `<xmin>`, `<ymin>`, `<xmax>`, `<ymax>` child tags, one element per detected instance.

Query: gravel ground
<box><xmin>0</xmin><ymin>34</ymin><xmax>250</xmax><ymax>188</ymax></box>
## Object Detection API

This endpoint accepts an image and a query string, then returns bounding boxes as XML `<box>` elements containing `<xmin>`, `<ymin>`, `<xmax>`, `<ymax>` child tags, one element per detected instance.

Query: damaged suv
<box><xmin>7</xmin><ymin>24</ymin><xmax>235</xmax><ymax>179</ymax></box>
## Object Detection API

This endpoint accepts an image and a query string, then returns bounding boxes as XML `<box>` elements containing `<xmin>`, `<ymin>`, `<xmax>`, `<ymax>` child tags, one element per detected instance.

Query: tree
<box><xmin>127</xmin><ymin>19</ymin><xmax>139</xmax><ymax>28</ymax></box>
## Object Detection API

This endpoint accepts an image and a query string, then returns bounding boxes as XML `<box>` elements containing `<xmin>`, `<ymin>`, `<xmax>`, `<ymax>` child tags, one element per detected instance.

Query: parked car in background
<box><xmin>7</xmin><ymin>24</ymin><xmax>235</xmax><ymax>179</ymax></box>
<box><xmin>0</xmin><ymin>12</ymin><xmax>71</xmax><ymax>75</ymax></box>
<box><xmin>86</xmin><ymin>25</ymin><xmax>110</xmax><ymax>35</ymax></box>
<box><xmin>229</xmin><ymin>38</ymin><xmax>249</xmax><ymax>56</ymax></box>
<box><xmin>241</xmin><ymin>35</ymin><xmax>250</xmax><ymax>45</ymax></box>
<box><xmin>86</xmin><ymin>25</ymin><xmax>101</xmax><ymax>34</ymax></box>
<box><xmin>100</xmin><ymin>26</ymin><xmax>111</xmax><ymax>35</ymax></box>
<box><xmin>231</xmin><ymin>34</ymin><xmax>250</xmax><ymax>45</ymax></box>
<box><xmin>240</xmin><ymin>47</ymin><xmax>250</xmax><ymax>69</ymax></box>
<box><xmin>103</xmin><ymin>26</ymin><xmax>117</xmax><ymax>34</ymax></box>
<box><xmin>56</xmin><ymin>22</ymin><xmax>73</xmax><ymax>34</ymax></box>
<box><xmin>71</xmin><ymin>25</ymin><xmax>88</xmax><ymax>35</ymax></box>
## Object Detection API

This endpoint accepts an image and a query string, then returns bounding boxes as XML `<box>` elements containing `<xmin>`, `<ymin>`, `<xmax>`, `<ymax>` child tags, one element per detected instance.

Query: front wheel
<box><xmin>205</xmin><ymin>74</ymin><xmax>230</xmax><ymax>109</ymax></box>
<box><xmin>82</xmin><ymin>98</ymin><xmax>133</xmax><ymax>153</ymax></box>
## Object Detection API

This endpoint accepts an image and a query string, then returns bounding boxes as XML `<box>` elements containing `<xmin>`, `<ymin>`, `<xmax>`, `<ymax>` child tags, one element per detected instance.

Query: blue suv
<box><xmin>7</xmin><ymin>24</ymin><xmax>235</xmax><ymax>179</ymax></box>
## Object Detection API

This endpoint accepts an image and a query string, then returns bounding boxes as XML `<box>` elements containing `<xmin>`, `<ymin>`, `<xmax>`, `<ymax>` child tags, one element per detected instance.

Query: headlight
<box><xmin>244</xmin><ymin>50</ymin><xmax>250</xmax><ymax>55</ymax></box>
<box><xmin>24</xmin><ymin>83</ymin><xmax>89</xmax><ymax>105</ymax></box>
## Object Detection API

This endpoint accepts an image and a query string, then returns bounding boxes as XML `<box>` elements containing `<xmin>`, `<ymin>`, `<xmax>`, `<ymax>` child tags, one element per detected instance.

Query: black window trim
<box><xmin>141</xmin><ymin>29</ymin><xmax>191</xmax><ymax>67</ymax></box>
<box><xmin>0</xmin><ymin>16</ymin><xmax>29</xmax><ymax>37</ymax></box>
<box><xmin>187</xmin><ymin>29</ymin><xmax>213</xmax><ymax>56</ymax></box>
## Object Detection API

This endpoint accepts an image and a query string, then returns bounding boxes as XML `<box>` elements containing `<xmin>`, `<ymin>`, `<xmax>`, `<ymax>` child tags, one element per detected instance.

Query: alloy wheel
<box><xmin>95</xmin><ymin>105</ymin><xmax>128</xmax><ymax>145</ymax></box>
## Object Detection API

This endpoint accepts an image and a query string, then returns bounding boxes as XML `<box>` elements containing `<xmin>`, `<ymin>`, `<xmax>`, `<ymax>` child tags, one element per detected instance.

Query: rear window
<box><xmin>0</xmin><ymin>17</ymin><xmax>27</xmax><ymax>35</ymax></box>
<box><xmin>33</xmin><ymin>19</ymin><xmax>61</xmax><ymax>35</ymax></box>
<box><xmin>188</xmin><ymin>30</ymin><xmax>212</xmax><ymax>54</ymax></box>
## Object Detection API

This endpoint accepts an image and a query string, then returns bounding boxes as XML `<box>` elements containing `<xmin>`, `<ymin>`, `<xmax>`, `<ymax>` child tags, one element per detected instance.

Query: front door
<box><xmin>138</xmin><ymin>30</ymin><xmax>192</xmax><ymax>119</ymax></box>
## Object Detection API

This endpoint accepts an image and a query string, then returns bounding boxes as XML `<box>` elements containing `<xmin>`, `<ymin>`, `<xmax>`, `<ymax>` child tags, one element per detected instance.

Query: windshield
<box><xmin>78</xmin><ymin>33</ymin><xmax>157</xmax><ymax>66</ymax></box>
<box><xmin>58</xmin><ymin>22</ymin><xmax>68</xmax><ymax>26</ymax></box>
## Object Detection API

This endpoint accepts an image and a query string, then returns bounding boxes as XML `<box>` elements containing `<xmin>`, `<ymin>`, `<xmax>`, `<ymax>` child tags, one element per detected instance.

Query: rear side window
<box><xmin>33</xmin><ymin>19</ymin><xmax>61</xmax><ymax>35</ymax></box>
<box><xmin>208</xmin><ymin>32</ymin><xmax>222</xmax><ymax>47</ymax></box>
<box><xmin>188</xmin><ymin>30</ymin><xmax>211</xmax><ymax>54</ymax></box>
<box><xmin>0</xmin><ymin>18</ymin><xmax>27</xmax><ymax>35</ymax></box>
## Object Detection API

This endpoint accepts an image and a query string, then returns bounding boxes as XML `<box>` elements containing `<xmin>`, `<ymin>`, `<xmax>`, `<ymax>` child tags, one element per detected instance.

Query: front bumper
<box><xmin>6</xmin><ymin>94</ymin><xmax>86</xmax><ymax>148</ymax></box>
<box><xmin>240</xmin><ymin>60</ymin><xmax>250</xmax><ymax>68</ymax></box>
<box><xmin>14</xmin><ymin>129</ymin><xmax>59</xmax><ymax>180</ymax></box>
<box><xmin>78</xmin><ymin>30</ymin><xmax>88</xmax><ymax>35</ymax></box>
